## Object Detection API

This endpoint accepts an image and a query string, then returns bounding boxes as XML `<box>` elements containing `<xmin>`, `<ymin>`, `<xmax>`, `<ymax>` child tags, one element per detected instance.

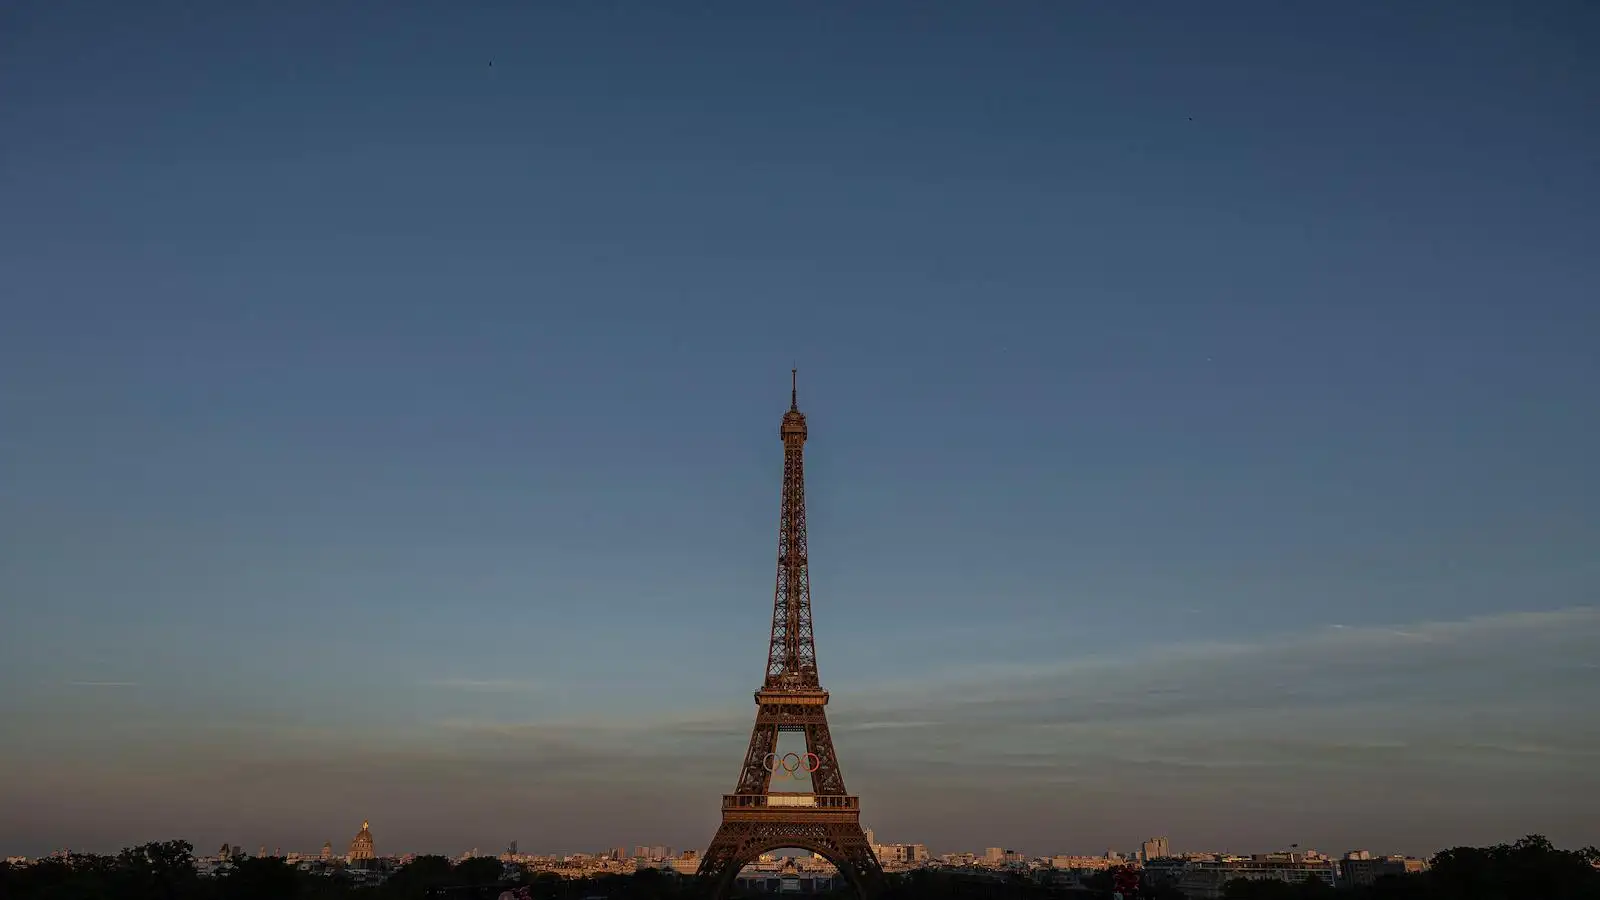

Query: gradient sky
<box><xmin>2</xmin><ymin>0</ymin><xmax>1597</xmax><ymax>860</ymax></box>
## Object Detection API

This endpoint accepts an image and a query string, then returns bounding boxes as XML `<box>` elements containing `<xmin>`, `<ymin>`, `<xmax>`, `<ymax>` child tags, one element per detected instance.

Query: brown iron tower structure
<box><xmin>696</xmin><ymin>372</ymin><xmax>885</xmax><ymax>899</ymax></box>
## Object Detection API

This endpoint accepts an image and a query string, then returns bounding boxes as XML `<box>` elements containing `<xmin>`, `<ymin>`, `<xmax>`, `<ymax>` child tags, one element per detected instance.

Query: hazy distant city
<box><xmin>5</xmin><ymin>817</ymin><xmax>1442</xmax><ymax>896</ymax></box>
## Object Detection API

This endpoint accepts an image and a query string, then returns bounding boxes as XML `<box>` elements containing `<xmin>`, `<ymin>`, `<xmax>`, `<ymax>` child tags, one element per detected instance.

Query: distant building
<box><xmin>1050</xmin><ymin>855</ymin><xmax>1118</xmax><ymax>871</ymax></box>
<box><xmin>872</xmin><ymin>843</ymin><xmax>929</xmax><ymax>866</ymax></box>
<box><xmin>1142</xmin><ymin>857</ymin><xmax>1189</xmax><ymax>882</ymax></box>
<box><xmin>1175</xmin><ymin>853</ymin><xmax>1338</xmax><ymax>898</ymax></box>
<box><xmin>1142</xmin><ymin>837</ymin><xmax>1171</xmax><ymax>860</ymax></box>
<box><xmin>347</xmin><ymin>820</ymin><xmax>376</xmax><ymax>862</ymax></box>
<box><xmin>1343</xmin><ymin>854</ymin><xmax>1428</xmax><ymax>886</ymax></box>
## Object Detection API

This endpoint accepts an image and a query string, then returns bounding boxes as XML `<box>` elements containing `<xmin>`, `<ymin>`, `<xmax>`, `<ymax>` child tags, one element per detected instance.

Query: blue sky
<box><xmin>1</xmin><ymin>0</ymin><xmax>1596</xmax><ymax>858</ymax></box>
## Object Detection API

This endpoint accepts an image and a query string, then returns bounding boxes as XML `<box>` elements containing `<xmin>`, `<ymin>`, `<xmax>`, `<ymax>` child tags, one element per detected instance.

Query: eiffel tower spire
<box><xmin>767</xmin><ymin>368</ymin><xmax>817</xmax><ymax>689</ymax></box>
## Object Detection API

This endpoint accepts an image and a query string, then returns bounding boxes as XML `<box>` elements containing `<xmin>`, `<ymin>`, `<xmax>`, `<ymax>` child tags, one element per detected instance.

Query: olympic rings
<box><xmin>762</xmin><ymin>751</ymin><xmax>822</xmax><ymax>775</ymax></box>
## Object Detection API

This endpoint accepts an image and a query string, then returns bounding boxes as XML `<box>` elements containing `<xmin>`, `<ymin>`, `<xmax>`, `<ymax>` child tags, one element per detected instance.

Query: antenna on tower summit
<box><xmin>790</xmin><ymin>367</ymin><xmax>798</xmax><ymax>410</ymax></box>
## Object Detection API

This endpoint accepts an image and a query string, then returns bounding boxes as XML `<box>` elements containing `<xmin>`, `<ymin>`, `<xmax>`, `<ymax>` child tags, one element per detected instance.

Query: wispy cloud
<box><xmin>845</xmin><ymin>720</ymin><xmax>939</xmax><ymax>731</ymax></box>
<box><xmin>408</xmin><ymin>606</ymin><xmax>1600</xmax><ymax>779</ymax></box>
<box><xmin>818</xmin><ymin>607</ymin><xmax>1600</xmax><ymax>776</ymax></box>
<box><xmin>841</xmin><ymin>605</ymin><xmax>1600</xmax><ymax>709</ymax></box>
<box><xmin>422</xmin><ymin>678</ymin><xmax>544</xmax><ymax>693</ymax></box>
<box><xmin>9</xmin><ymin>608</ymin><xmax>1596</xmax><ymax>855</ymax></box>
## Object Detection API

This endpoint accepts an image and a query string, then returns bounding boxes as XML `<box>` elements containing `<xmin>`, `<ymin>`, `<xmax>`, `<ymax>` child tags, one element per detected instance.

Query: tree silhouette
<box><xmin>222</xmin><ymin>855</ymin><xmax>307</xmax><ymax>900</ymax></box>
<box><xmin>1220</xmin><ymin>874</ymin><xmax>1336</xmax><ymax>899</ymax></box>
<box><xmin>451</xmin><ymin>856</ymin><xmax>505</xmax><ymax>886</ymax></box>
<box><xmin>375</xmin><ymin>855</ymin><xmax>452</xmax><ymax>898</ymax></box>
<box><xmin>114</xmin><ymin>840</ymin><xmax>200</xmax><ymax>900</ymax></box>
<box><xmin>1425</xmin><ymin>834</ymin><xmax>1600</xmax><ymax>900</ymax></box>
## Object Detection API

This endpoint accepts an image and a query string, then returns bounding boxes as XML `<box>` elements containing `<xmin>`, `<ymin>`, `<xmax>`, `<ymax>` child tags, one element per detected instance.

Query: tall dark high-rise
<box><xmin>696</xmin><ymin>373</ymin><xmax>884</xmax><ymax>899</ymax></box>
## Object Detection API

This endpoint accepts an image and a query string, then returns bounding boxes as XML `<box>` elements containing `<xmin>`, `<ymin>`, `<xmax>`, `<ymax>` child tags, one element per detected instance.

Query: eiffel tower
<box><xmin>695</xmin><ymin>372</ymin><xmax>885</xmax><ymax>899</ymax></box>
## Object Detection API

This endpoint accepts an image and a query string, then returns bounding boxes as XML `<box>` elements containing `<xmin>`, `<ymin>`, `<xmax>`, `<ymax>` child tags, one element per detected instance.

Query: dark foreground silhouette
<box><xmin>2</xmin><ymin>835</ymin><xmax>1596</xmax><ymax>899</ymax></box>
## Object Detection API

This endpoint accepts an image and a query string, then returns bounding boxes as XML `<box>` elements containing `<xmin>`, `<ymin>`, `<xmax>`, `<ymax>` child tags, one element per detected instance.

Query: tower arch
<box><xmin>704</xmin><ymin>837</ymin><xmax>875</xmax><ymax>899</ymax></box>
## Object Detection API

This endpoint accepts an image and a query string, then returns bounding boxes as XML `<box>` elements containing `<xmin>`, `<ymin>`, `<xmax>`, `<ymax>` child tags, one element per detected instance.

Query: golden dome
<box><xmin>348</xmin><ymin>820</ymin><xmax>376</xmax><ymax>861</ymax></box>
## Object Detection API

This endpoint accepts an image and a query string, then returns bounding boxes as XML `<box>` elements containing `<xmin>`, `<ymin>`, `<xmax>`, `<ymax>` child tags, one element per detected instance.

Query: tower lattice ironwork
<box><xmin>695</xmin><ymin>372</ymin><xmax>885</xmax><ymax>899</ymax></box>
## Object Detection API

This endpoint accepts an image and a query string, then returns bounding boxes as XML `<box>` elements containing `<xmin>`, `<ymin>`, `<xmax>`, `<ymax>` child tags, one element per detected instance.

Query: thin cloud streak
<box><xmin>418</xmin><ymin>605</ymin><xmax>1600</xmax><ymax>768</ymax></box>
<box><xmin>422</xmin><ymin>678</ymin><xmax>544</xmax><ymax>693</ymax></box>
<box><xmin>5</xmin><ymin>607</ymin><xmax>1595</xmax><ymax>855</ymax></box>
<box><xmin>845</xmin><ymin>721</ymin><xmax>939</xmax><ymax>731</ymax></box>
<box><xmin>840</xmin><ymin>606</ymin><xmax>1600</xmax><ymax>707</ymax></box>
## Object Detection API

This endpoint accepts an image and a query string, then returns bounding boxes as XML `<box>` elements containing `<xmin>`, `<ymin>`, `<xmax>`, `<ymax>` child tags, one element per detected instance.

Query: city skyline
<box><xmin>5</xmin><ymin>816</ymin><xmax>1440</xmax><ymax>867</ymax></box>
<box><xmin>3</xmin><ymin>0</ymin><xmax>1597</xmax><ymax>861</ymax></box>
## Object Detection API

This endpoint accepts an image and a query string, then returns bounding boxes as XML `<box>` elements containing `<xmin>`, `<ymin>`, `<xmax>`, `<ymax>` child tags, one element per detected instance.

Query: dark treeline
<box><xmin>3</xmin><ymin>835</ymin><xmax>1596</xmax><ymax>900</ymax></box>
